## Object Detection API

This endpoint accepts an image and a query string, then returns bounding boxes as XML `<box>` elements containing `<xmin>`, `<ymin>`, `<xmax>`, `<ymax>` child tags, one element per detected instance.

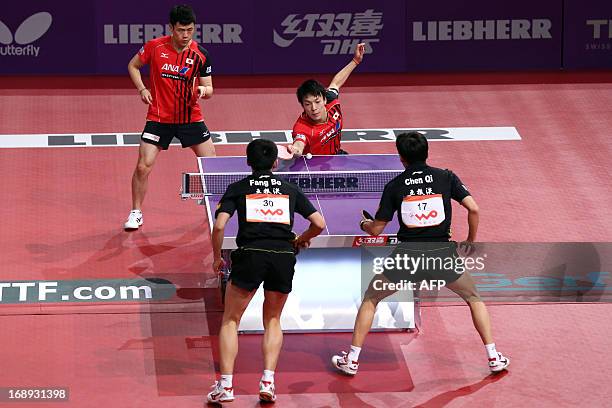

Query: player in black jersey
<box><xmin>207</xmin><ymin>139</ymin><xmax>325</xmax><ymax>404</ymax></box>
<box><xmin>332</xmin><ymin>132</ymin><xmax>510</xmax><ymax>376</ymax></box>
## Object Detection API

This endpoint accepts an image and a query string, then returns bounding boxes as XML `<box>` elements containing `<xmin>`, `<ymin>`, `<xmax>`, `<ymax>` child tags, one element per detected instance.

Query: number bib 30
<box><xmin>401</xmin><ymin>194</ymin><xmax>445</xmax><ymax>228</ymax></box>
<box><xmin>246</xmin><ymin>194</ymin><xmax>290</xmax><ymax>224</ymax></box>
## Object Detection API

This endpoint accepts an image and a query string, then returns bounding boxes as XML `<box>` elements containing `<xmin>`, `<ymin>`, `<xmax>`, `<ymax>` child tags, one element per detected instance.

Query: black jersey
<box><xmin>375</xmin><ymin>162</ymin><xmax>471</xmax><ymax>242</ymax></box>
<box><xmin>215</xmin><ymin>171</ymin><xmax>317</xmax><ymax>249</ymax></box>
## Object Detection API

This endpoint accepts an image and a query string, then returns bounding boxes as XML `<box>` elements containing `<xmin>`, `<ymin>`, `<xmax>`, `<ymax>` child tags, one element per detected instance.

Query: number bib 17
<box><xmin>246</xmin><ymin>194</ymin><xmax>290</xmax><ymax>224</ymax></box>
<box><xmin>401</xmin><ymin>194</ymin><xmax>445</xmax><ymax>228</ymax></box>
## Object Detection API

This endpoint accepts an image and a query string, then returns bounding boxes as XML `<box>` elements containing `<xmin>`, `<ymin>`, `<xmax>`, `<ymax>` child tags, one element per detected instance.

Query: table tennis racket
<box><xmin>362</xmin><ymin>210</ymin><xmax>374</xmax><ymax>221</ymax></box>
<box><xmin>360</xmin><ymin>210</ymin><xmax>374</xmax><ymax>231</ymax></box>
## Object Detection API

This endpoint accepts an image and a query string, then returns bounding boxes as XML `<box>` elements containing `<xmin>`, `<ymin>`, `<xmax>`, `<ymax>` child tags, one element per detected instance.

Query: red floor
<box><xmin>1</xmin><ymin>304</ymin><xmax>609</xmax><ymax>407</ymax></box>
<box><xmin>0</xmin><ymin>73</ymin><xmax>611</xmax><ymax>407</ymax></box>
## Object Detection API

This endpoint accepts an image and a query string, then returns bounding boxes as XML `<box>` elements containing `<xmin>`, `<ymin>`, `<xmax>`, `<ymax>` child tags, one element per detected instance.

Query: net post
<box><xmin>181</xmin><ymin>173</ymin><xmax>190</xmax><ymax>200</ymax></box>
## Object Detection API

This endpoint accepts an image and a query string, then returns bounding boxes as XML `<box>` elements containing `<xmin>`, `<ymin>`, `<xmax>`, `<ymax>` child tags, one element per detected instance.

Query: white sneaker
<box><xmin>488</xmin><ymin>352</ymin><xmax>510</xmax><ymax>373</ymax></box>
<box><xmin>332</xmin><ymin>351</ymin><xmax>359</xmax><ymax>375</ymax></box>
<box><xmin>259</xmin><ymin>380</ymin><xmax>276</xmax><ymax>402</ymax></box>
<box><xmin>206</xmin><ymin>381</ymin><xmax>234</xmax><ymax>404</ymax></box>
<box><xmin>124</xmin><ymin>210</ymin><xmax>143</xmax><ymax>230</ymax></box>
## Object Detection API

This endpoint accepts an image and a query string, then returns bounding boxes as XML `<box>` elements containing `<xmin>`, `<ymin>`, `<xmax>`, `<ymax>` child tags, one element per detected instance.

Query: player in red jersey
<box><xmin>124</xmin><ymin>5</ymin><xmax>216</xmax><ymax>230</ymax></box>
<box><xmin>288</xmin><ymin>43</ymin><xmax>365</xmax><ymax>157</ymax></box>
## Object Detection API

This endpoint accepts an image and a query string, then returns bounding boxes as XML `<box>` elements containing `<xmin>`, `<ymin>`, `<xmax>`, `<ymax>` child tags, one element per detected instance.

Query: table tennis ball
<box><xmin>305</xmin><ymin>153</ymin><xmax>313</xmax><ymax>159</ymax></box>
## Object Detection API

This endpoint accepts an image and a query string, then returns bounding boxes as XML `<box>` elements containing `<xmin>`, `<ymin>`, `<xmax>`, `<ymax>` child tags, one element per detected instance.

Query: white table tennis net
<box><xmin>181</xmin><ymin>170</ymin><xmax>403</xmax><ymax>198</ymax></box>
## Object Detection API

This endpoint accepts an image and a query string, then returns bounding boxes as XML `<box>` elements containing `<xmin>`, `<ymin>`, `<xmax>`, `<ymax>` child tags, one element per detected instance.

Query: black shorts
<box><xmin>382</xmin><ymin>241</ymin><xmax>463</xmax><ymax>286</ymax></box>
<box><xmin>141</xmin><ymin>121</ymin><xmax>211</xmax><ymax>150</ymax></box>
<box><xmin>229</xmin><ymin>248</ymin><xmax>297</xmax><ymax>294</ymax></box>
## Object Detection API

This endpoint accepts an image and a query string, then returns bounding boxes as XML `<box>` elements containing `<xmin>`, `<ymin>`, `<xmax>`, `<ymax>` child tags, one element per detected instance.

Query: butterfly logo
<box><xmin>0</xmin><ymin>12</ymin><xmax>52</xmax><ymax>45</ymax></box>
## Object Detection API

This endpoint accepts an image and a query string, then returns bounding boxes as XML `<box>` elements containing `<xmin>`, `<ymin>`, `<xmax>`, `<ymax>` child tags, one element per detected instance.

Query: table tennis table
<box><xmin>183</xmin><ymin>154</ymin><xmax>405</xmax><ymax>248</ymax></box>
<box><xmin>182</xmin><ymin>154</ymin><xmax>417</xmax><ymax>332</ymax></box>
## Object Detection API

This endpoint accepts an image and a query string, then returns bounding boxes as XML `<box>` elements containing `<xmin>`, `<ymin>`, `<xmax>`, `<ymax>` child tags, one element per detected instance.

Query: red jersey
<box><xmin>138</xmin><ymin>36</ymin><xmax>212</xmax><ymax>124</ymax></box>
<box><xmin>292</xmin><ymin>89</ymin><xmax>343</xmax><ymax>155</ymax></box>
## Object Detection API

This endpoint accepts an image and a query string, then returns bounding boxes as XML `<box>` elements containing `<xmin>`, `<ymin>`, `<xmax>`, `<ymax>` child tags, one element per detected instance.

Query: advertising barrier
<box><xmin>405</xmin><ymin>0</ymin><xmax>563</xmax><ymax>70</ymax></box>
<box><xmin>0</xmin><ymin>1</ymin><xmax>610</xmax><ymax>74</ymax></box>
<box><xmin>563</xmin><ymin>0</ymin><xmax>612</xmax><ymax>69</ymax></box>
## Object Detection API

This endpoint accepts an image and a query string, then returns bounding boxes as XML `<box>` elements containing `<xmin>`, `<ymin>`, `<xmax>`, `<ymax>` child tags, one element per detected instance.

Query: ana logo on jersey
<box><xmin>0</xmin><ymin>12</ymin><xmax>52</xmax><ymax>57</ymax></box>
<box><xmin>161</xmin><ymin>63</ymin><xmax>190</xmax><ymax>75</ymax></box>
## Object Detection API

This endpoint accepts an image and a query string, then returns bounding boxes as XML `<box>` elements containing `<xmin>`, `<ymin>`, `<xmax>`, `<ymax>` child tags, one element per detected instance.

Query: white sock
<box><xmin>220</xmin><ymin>374</ymin><xmax>233</xmax><ymax>388</ymax></box>
<box><xmin>348</xmin><ymin>345</ymin><xmax>361</xmax><ymax>362</ymax></box>
<box><xmin>262</xmin><ymin>370</ymin><xmax>275</xmax><ymax>383</ymax></box>
<box><xmin>485</xmin><ymin>343</ymin><xmax>498</xmax><ymax>359</ymax></box>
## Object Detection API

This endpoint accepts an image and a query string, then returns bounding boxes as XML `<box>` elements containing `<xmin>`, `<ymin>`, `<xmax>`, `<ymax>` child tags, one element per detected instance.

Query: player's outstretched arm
<box><xmin>128</xmin><ymin>54</ymin><xmax>152</xmax><ymax>105</ymax></box>
<box><xmin>294</xmin><ymin>212</ymin><xmax>325</xmax><ymax>249</ymax></box>
<box><xmin>212</xmin><ymin>212</ymin><xmax>231</xmax><ymax>272</ymax></box>
<box><xmin>288</xmin><ymin>140</ymin><xmax>306</xmax><ymax>157</ymax></box>
<box><xmin>460</xmin><ymin>196</ymin><xmax>479</xmax><ymax>242</ymax></box>
<box><xmin>328</xmin><ymin>43</ymin><xmax>365</xmax><ymax>91</ymax></box>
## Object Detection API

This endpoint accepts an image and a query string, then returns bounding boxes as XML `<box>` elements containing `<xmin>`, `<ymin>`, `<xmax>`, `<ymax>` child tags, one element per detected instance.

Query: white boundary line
<box><xmin>303</xmin><ymin>157</ymin><xmax>331</xmax><ymax>236</ymax></box>
<box><xmin>204</xmin><ymin>196</ymin><xmax>214</xmax><ymax>234</ymax></box>
<box><xmin>0</xmin><ymin>127</ymin><xmax>521</xmax><ymax>148</ymax></box>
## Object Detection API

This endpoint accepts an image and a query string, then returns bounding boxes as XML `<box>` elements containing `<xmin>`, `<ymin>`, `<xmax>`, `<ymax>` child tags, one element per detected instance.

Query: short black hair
<box><xmin>296</xmin><ymin>79</ymin><xmax>326</xmax><ymax>104</ymax></box>
<box><xmin>246</xmin><ymin>139</ymin><xmax>277</xmax><ymax>171</ymax></box>
<box><xmin>170</xmin><ymin>5</ymin><xmax>196</xmax><ymax>26</ymax></box>
<box><xmin>396</xmin><ymin>132</ymin><xmax>428</xmax><ymax>163</ymax></box>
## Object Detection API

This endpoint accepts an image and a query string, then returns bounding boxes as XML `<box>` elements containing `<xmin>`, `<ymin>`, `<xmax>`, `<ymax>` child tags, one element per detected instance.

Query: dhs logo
<box><xmin>273</xmin><ymin>10</ymin><xmax>382</xmax><ymax>55</ymax></box>
<box><xmin>352</xmin><ymin>236</ymin><xmax>389</xmax><ymax>247</ymax></box>
<box><xmin>0</xmin><ymin>12</ymin><xmax>52</xmax><ymax>57</ymax></box>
